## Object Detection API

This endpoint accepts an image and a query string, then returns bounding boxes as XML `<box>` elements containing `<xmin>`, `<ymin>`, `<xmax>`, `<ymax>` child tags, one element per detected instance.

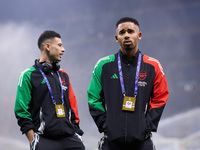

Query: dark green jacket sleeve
<box><xmin>87</xmin><ymin>55</ymin><xmax>115</xmax><ymax>133</ymax></box>
<box><xmin>14</xmin><ymin>67</ymin><xmax>35</xmax><ymax>134</ymax></box>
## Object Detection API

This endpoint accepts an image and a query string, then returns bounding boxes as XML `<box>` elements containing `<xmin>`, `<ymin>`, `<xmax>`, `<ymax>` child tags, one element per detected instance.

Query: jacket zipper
<box><xmin>125</xmin><ymin>112</ymin><xmax>128</xmax><ymax>143</ymax></box>
<box><xmin>125</xmin><ymin>62</ymin><xmax>131</xmax><ymax>143</ymax></box>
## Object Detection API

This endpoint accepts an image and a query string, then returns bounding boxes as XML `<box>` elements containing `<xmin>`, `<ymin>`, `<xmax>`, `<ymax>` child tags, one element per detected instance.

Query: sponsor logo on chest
<box><xmin>61</xmin><ymin>77</ymin><xmax>68</xmax><ymax>91</ymax></box>
<box><xmin>62</xmin><ymin>85</ymin><xmax>68</xmax><ymax>91</ymax></box>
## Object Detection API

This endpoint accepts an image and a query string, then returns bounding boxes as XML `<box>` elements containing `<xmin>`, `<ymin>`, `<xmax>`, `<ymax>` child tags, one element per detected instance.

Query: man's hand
<box><xmin>25</xmin><ymin>129</ymin><xmax>35</xmax><ymax>144</ymax></box>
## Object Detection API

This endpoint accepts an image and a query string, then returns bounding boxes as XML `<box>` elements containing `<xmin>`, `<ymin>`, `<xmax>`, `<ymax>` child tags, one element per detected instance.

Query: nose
<box><xmin>124</xmin><ymin>32</ymin><xmax>129</xmax><ymax>39</ymax></box>
<box><xmin>62</xmin><ymin>47</ymin><xmax>66</xmax><ymax>52</ymax></box>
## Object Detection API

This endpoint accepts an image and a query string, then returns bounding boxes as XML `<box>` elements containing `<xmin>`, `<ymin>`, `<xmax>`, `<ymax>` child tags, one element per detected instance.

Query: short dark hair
<box><xmin>37</xmin><ymin>30</ymin><xmax>61</xmax><ymax>50</ymax></box>
<box><xmin>116</xmin><ymin>17</ymin><xmax>140</xmax><ymax>28</ymax></box>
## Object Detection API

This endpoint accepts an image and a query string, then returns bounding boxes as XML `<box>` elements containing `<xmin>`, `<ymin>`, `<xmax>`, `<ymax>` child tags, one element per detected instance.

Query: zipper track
<box><xmin>125</xmin><ymin>112</ymin><xmax>127</xmax><ymax>143</ymax></box>
<box><xmin>124</xmin><ymin>63</ymin><xmax>131</xmax><ymax>143</ymax></box>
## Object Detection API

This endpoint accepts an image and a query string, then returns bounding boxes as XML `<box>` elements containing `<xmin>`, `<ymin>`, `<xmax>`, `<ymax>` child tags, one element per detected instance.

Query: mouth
<box><xmin>124</xmin><ymin>40</ymin><xmax>132</xmax><ymax>45</ymax></box>
<box><xmin>59</xmin><ymin>54</ymin><xmax>63</xmax><ymax>58</ymax></box>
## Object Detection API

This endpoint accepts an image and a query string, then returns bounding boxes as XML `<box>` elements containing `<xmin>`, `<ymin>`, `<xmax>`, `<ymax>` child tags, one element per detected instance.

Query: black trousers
<box><xmin>100</xmin><ymin>137</ymin><xmax>154</xmax><ymax>150</ymax></box>
<box><xmin>31</xmin><ymin>133</ymin><xmax>85</xmax><ymax>150</ymax></box>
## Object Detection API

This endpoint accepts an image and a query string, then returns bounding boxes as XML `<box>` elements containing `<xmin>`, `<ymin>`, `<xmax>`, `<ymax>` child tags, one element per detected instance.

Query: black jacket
<box><xmin>15</xmin><ymin>64</ymin><xmax>83</xmax><ymax>137</ymax></box>
<box><xmin>87</xmin><ymin>50</ymin><xmax>169</xmax><ymax>144</ymax></box>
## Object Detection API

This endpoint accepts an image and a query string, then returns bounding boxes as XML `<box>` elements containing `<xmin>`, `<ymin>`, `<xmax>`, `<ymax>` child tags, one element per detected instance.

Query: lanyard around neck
<box><xmin>117</xmin><ymin>52</ymin><xmax>142</xmax><ymax>97</ymax></box>
<box><xmin>38</xmin><ymin>68</ymin><xmax>64</xmax><ymax>105</ymax></box>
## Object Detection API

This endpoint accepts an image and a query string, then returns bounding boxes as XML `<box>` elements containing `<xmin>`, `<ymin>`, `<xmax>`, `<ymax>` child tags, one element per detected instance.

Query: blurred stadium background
<box><xmin>0</xmin><ymin>0</ymin><xmax>200</xmax><ymax>149</ymax></box>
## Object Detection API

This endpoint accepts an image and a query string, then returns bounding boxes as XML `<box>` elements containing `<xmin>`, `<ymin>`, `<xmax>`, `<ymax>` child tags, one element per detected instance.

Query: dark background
<box><xmin>0</xmin><ymin>0</ymin><xmax>200</xmax><ymax>149</ymax></box>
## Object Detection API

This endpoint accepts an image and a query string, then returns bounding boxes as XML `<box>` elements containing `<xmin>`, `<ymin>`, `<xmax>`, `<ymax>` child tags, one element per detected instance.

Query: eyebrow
<box><xmin>119</xmin><ymin>28</ymin><xmax>134</xmax><ymax>34</ymax></box>
<box><xmin>118</xmin><ymin>29</ymin><xmax>124</xmax><ymax>33</ymax></box>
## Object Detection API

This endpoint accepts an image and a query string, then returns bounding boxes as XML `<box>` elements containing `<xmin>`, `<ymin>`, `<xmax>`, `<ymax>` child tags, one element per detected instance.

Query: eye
<box><xmin>119</xmin><ymin>30</ymin><xmax>125</xmax><ymax>35</ymax></box>
<box><xmin>127</xmin><ymin>29</ymin><xmax>134</xmax><ymax>34</ymax></box>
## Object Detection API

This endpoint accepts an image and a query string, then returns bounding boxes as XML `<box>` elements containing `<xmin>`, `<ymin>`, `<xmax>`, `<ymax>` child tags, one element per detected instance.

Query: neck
<box><xmin>121</xmin><ymin>48</ymin><xmax>138</xmax><ymax>60</ymax></box>
<box><xmin>39</xmin><ymin>53</ymin><xmax>53</xmax><ymax>64</ymax></box>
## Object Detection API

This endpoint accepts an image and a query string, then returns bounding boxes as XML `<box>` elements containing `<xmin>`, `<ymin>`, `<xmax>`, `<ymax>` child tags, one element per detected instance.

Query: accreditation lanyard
<box><xmin>38</xmin><ymin>68</ymin><xmax>64</xmax><ymax>105</ymax></box>
<box><xmin>117</xmin><ymin>52</ymin><xmax>142</xmax><ymax>97</ymax></box>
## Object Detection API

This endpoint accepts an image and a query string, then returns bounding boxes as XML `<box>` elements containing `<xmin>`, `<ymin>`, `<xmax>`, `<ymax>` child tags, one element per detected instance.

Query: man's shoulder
<box><xmin>17</xmin><ymin>66</ymin><xmax>36</xmax><ymax>86</ymax></box>
<box><xmin>143</xmin><ymin>55</ymin><xmax>165</xmax><ymax>76</ymax></box>
<box><xmin>58</xmin><ymin>69</ymin><xmax>69</xmax><ymax>76</ymax></box>
<box><xmin>94</xmin><ymin>54</ymin><xmax>115</xmax><ymax>69</ymax></box>
<box><xmin>20</xmin><ymin>66</ymin><xmax>36</xmax><ymax>76</ymax></box>
<box><xmin>143</xmin><ymin>55</ymin><xmax>160</xmax><ymax>66</ymax></box>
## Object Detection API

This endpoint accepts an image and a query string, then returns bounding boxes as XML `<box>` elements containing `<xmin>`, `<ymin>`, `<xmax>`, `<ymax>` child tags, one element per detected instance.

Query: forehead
<box><xmin>116</xmin><ymin>22</ymin><xmax>139</xmax><ymax>32</ymax></box>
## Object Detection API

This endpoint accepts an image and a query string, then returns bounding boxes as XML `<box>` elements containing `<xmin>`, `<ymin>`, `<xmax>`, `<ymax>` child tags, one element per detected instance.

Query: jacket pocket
<box><xmin>137</xmin><ymin>114</ymin><xmax>148</xmax><ymax>141</ymax></box>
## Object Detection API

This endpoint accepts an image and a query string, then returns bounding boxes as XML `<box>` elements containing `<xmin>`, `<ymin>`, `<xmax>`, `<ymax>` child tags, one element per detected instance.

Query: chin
<box><xmin>57</xmin><ymin>57</ymin><xmax>62</xmax><ymax>61</ymax></box>
<box><xmin>123</xmin><ymin>45</ymin><xmax>131</xmax><ymax>50</ymax></box>
<box><xmin>124</xmin><ymin>47</ymin><xmax>132</xmax><ymax>51</ymax></box>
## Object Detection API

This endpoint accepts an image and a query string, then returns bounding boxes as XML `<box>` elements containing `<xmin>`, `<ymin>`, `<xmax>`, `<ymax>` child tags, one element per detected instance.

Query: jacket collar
<box><xmin>119</xmin><ymin>50</ymin><xmax>140</xmax><ymax>64</ymax></box>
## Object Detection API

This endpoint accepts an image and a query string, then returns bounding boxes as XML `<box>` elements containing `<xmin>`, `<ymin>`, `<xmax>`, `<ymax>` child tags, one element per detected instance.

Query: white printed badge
<box><xmin>55</xmin><ymin>105</ymin><xmax>66</xmax><ymax>117</ymax></box>
<box><xmin>122</xmin><ymin>96</ymin><xmax>136</xmax><ymax>111</ymax></box>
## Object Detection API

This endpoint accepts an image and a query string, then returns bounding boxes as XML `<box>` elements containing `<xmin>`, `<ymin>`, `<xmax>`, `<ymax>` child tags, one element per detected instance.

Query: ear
<box><xmin>115</xmin><ymin>35</ymin><xmax>118</xmax><ymax>42</ymax></box>
<box><xmin>44</xmin><ymin>42</ymin><xmax>50</xmax><ymax>51</ymax></box>
<box><xmin>138</xmin><ymin>32</ymin><xmax>142</xmax><ymax>40</ymax></box>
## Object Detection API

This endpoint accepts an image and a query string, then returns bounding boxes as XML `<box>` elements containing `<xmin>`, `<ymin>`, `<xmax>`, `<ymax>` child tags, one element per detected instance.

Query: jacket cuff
<box><xmin>98</xmin><ymin>117</ymin><xmax>106</xmax><ymax>133</ymax></box>
<box><xmin>21</xmin><ymin>124</ymin><xmax>35</xmax><ymax>134</ymax></box>
<box><xmin>145</xmin><ymin>119</ymin><xmax>152</xmax><ymax>133</ymax></box>
<box><xmin>73</xmin><ymin>124</ymin><xmax>84</xmax><ymax>136</ymax></box>
<box><xmin>17</xmin><ymin>118</ymin><xmax>34</xmax><ymax>134</ymax></box>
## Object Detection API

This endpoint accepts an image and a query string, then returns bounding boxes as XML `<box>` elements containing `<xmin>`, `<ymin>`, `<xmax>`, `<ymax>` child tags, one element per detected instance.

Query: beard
<box><xmin>123</xmin><ymin>44</ymin><xmax>134</xmax><ymax>51</ymax></box>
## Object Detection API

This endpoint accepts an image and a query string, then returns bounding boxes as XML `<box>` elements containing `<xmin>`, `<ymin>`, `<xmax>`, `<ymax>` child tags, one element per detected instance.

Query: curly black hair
<box><xmin>116</xmin><ymin>17</ymin><xmax>140</xmax><ymax>28</ymax></box>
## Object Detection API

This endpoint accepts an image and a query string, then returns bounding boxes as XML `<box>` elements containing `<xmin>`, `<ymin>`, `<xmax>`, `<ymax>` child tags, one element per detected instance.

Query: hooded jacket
<box><xmin>87</xmin><ymin>50</ymin><xmax>169</xmax><ymax>144</ymax></box>
<box><xmin>15</xmin><ymin>64</ymin><xmax>83</xmax><ymax>137</ymax></box>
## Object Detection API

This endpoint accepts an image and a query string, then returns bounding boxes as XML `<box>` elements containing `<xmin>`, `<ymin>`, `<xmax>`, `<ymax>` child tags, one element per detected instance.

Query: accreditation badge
<box><xmin>55</xmin><ymin>105</ymin><xmax>66</xmax><ymax>117</ymax></box>
<box><xmin>122</xmin><ymin>96</ymin><xmax>136</xmax><ymax>111</ymax></box>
